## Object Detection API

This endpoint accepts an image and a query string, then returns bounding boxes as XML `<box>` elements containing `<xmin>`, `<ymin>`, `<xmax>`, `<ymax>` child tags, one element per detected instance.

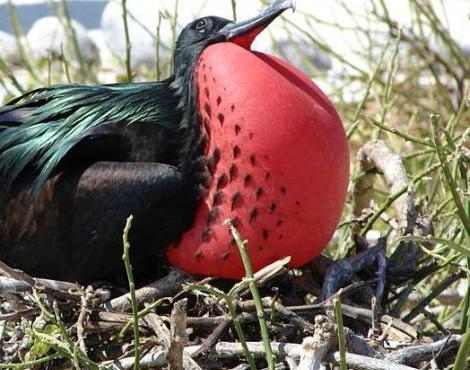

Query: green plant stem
<box><xmin>347</xmin><ymin>58</ymin><xmax>383</xmax><ymax>138</ymax></box>
<box><xmin>453</xmin><ymin>328</ymin><xmax>470</xmax><ymax>370</ymax></box>
<box><xmin>0</xmin><ymin>58</ymin><xmax>25</xmax><ymax>94</ymax></box>
<box><xmin>0</xmin><ymin>353</ymin><xmax>61</xmax><ymax>369</ymax></box>
<box><xmin>226</xmin><ymin>300</ymin><xmax>258</xmax><ymax>370</ymax></box>
<box><xmin>7</xmin><ymin>0</ymin><xmax>40</xmax><ymax>83</ymax></box>
<box><xmin>373</xmin><ymin>30</ymin><xmax>401</xmax><ymax>140</ymax></box>
<box><xmin>369</xmin><ymin>118</ymin><xmax>433</xmax><ymax>147</ymax></box>
<box><xmin>397</xmin><ymin>235</ymin><xmax>470</xmax><ymax>258</ymax></box>
<box><xmin>119</xmin><ymin>297</ymin><xmax>170</xmax><ymax>337</ymax></box>
<box><xmin>230</xmin><ymin>0</ymin><xmax>237</xmax><ymax>20</ymax></box>
<box><xmin>155</xmin><ymin>12</ymin><xmax>163</xmax><ymax>81</ymax></box>
<box><xmin>121</xmin><ymin>0</ymin><xmax>133</xmax><ymax>82</ymax></box>
<box><xmin>431</xmin><ymin>115</ymin><xmax>470</xmax><ymax>239</ymax></box>
<box><xmin>122</xmin><ymin>215</ymin><xmax>140</xmax><ymax>370</ymax></box>
<box><xmin>361</xmin><ymin>185</ymin><xmax>408</xmax><ymax>235</ymax></box>
<box><xmin>169</xmin><ymin>0</ymin><xmax>179</xmax><ymax>75</ymax></box>
<box><xmin>32</xmin><ymin>288</ymin><xmax>54</xmax><ymax>321</ymax></box>
<box><xmin>229</xmin><ymin>223</ymin><xmax>275</xmax><ymax>370</ymax></box>
<box><xmin>184</xmin><ymin>282</ymin><xmax>257</xmax><ymax>370</ymax></box>
<box><xmin>59</xmin><ymin>50</ymin><xmax>72</xmax><ymax>84</ymax></box>
<box><xmin>28</xmin><ymin>296</ymin><xmax>98</xmax><ymax>369</ymax></box>
<box><xmin>60</xmin><ymin>0</ymin><xmax>88</xmax><ymax>82</ymax></box>
<box><xmin>461</xmin><ymin>278</ymin><xmax>470</xmax><ymax>332</ymax></box>
<box><xmin>32</xmin><ymin>330</ymin><xmax>98</xmax><ymax>369</ymax></box>
<box><xmin>334</xmin><ymin>296</ymin><xmax>347</xmax><ymax>370</ymax></box>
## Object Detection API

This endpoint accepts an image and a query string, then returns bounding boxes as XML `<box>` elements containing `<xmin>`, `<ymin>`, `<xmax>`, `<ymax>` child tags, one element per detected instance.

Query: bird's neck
<box><xmin>171</xmin><ymin>63</ymin><xmax>211</xmax><ymax>202</ymax></box>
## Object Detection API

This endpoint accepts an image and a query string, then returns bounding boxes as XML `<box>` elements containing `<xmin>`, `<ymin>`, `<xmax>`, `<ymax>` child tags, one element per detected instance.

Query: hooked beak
<box><xmin>218</xmin><ymin>0</ymin><xmax>295</xmax><ymax>49</ymax></box>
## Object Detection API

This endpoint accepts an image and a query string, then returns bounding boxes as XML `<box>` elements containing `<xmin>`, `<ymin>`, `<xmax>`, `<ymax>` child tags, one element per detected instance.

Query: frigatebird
<box><xmin>0</xmin><ymin>0</ymin><xmax>349</xmax><ymax>284</ymax></box>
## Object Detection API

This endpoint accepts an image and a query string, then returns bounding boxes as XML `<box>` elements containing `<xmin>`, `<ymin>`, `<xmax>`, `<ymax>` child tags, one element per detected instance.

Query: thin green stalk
<box><xmin>431</xmin><ymin>115</ymin><xmax>470</xmax><ymax>239</ymax></box>
<box><xmin>397</xmin><ymin>235</ymin><xmax>470</xmax><ymax>259</ymax></box>
<box><xmin>121</xmin><ymin>0</ymin><xmax>133</xmax><ymax>82</ymax></box>
<box><xmin>361</xmin><ymin>185</ymin><xmax>408</xmax><ymax>235</ymax></box>
<box><xmin>447</xmin><ymin>95</ymin><xmax>469</xmax><ymax>137</ymax></box>
<box><xmin>453</xmin><ymin>328</ymin><xmax>470</xmax><ymax>370</ymax></box>
<box><xmin>32</xmin><ymin>330</ymin><xmax>98</xmax><ymax>369</ymax></box>
<box><xmin>430</xmin><ymin>196</ymin><xmax>454</xmax><ymax>222</ymax></box>
<box><xmin>0</xmin><ymin>75</ymin><xmax>13</xmax><ymax>97</ymax></box>
<box><xmin>226</xmin><ymin>300</ymin><xmax>258</xmax><ymax>370</ymax></box>
<box><xmin>373</xmin><ymin>30</ymin><xmax>401</xmax><ymax>140</ymax></box>
<box><xmin>169</xmin><ymin>0</ymin><xmax>179</xmax><ymax>75</ymax></box>
<box><xmin>460</xmin><ymin>280</ymin><xmax>470</xmax><ymax>333</ymax></box>
<box><xmin>0</xmin><ymin>353</ymin><xmax>61</xmax><ymax>369</ymax></box>
<box><xmin>7</xmin><ymin>0</ymin><xmax>40</xmax><ymax>83</ymax></box>
<box><xmin>459</xmin><ymin>133</ymin><xmax>470</xmax><ymax>334</ymax></box>
<box><xmin>73</xmin><ymin>342</ymin><xmax>80</xmax><ymax>370</ymax></box>
<box><xmin>281</xmin><ymin>17</ymin><xmax>370</xmax><ymax>80</ymax></box>
<box><xmin>32</xmin><ymin>288</ymin><xmax>54</xmax><ymax>321</ymax></box>
<box><xmin>369</xmin><ymin>118</ymin><xmax>433</xmax><ymax>147</ymax></box>
<box><xmin>333</xmin><ymin>296</ymin><xmax>347</xmax><ymax>370</ymax></box>
<box><xmin>47</xmin><ymin>56</ymin><xmax>52</xmax><ymax>87</ymax></box>
<box><xmin>52</xmin><ymin>301</ymin><xmax>97</xmax><ymax>369</ymax></box>
<box><xmin>155</xmin><ymin>12</ymin><xmax>163</xmax><ymax>81</ymax></box>
<box><xmin>229</xmin><ymin>223</ymin><xmax>275</xmax><ymax>370</ymax></box>
<box><xmin>404</xmin><ymin>148</ymin><xmax>436</xmax><ymax>161</ymax></box>
<box><xmin>30</xmin><ymin>291</ymin><xmax>98</xmax><ymax>369</ymax></box>
<box><xmin>415</xmin><ymin>0</ymin><xmax>469</xmax><ymax>73</ymax></box>
<box><xmin>230</xmin><ymin>0</ymin><xmax>237</xmax><ymax>20</ymax></box>
<box><xmin>119</xmin><ymin>297</ymin><xmax>170</xmax><ymax>337</ymax></box>
<box><xmin>60</xmin><ymin>0</ymin><xmax>88</xmax><ymax>82</ymax></box>
<box><xmin>412</xmin><ymin>162</ymin><xmax>441</xmax><ymax>183</ymax></box>
<box><xmin>185</xmin><ymin>283</ymin><xmax>257</xmax><ymax>370</ymax></box>
<box><xmin>59</xmin><ymin>49</ymin><xmax>72</xmax><ymax>84</ymax></box>
<box><xmin>0</xmin><ymin>58</ymin><xmax>25</xmax><ymax>94</ymax></box>
<box><xmin>122</xmin><ymin>215</ymin><xmax>141</xmax><ymax>370</ymax></box>
<box><xmin>347</xmin><ymin>57</ymin><xmax>384</xmax><ymax>138</ymax></box>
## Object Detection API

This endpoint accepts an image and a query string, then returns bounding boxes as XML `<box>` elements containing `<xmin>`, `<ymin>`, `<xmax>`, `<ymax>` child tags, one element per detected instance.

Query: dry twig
<box><xmin>106</xmin><ymin>268</ymin><xmax>192</xmax><ymax>311</ymax></box>
<box><xmin>168</xmin><ymin>299</ymin><xmax>187</xmax><ymax>370</ymax></box>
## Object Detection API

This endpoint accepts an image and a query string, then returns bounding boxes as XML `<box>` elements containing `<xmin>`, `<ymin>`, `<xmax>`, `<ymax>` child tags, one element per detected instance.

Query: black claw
<box><xmin>322</xmin><ymin>239</ymin><xmax>388</xmax><ymax>304</ymax></box>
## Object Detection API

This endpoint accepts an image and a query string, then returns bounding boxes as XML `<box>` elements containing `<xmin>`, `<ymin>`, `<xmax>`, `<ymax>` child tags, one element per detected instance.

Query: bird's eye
<box><xmin>195</xmin><ymin>18</ymin><xmax>208</xmax><ymax>33</ymax></box>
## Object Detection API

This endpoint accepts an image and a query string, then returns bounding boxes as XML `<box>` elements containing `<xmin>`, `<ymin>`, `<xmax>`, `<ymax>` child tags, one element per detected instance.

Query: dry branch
<box><xmin>168</xmin><ymin>299</ymin><xmax>187</xmax><ymax>370</ymax></box>
<box><xmin>193</xmin><ymin>341</ymin><xmax>418</xmax><ymax>370</ymax></box>
<box><xmin>144</xmin><ymin>309</ymin><xmax>202</xmax><ymax>370</ymax></box>
<box><xmin>105</xmin><ymin>268</ymin><xmax>192</xmax><ymax>311</ymax></box>
<box><xmin>0</xmin><ymin>260</ymin><xmax>80</xmax><ymax>301</ymax></box>
<box><xmin>296</xmin><ymin>316</ymin><xmax>337</xmax><ymax>370</ymax></box>
<box><xmin>328</xmin><ymin>351</ymin><xmax>417</xmax><ymax>370</ymax></box>
<box><xmin>385</xmin><ymin>335</ymin><xmax>461</xmax><ymax>366</ymax></box>
<box><xmin>353</xmin><ymin>139</ymin><xmax>415</xmax><ymax>233</ymax></box>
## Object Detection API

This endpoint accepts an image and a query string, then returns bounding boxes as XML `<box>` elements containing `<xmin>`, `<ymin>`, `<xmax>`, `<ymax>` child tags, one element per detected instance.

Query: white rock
<box><xmin>100</xmin><ymin>0</ymin><xmax>172</xmax><ymax>69</ymax></box>
<box><xmin>0</xmin><ymin>31</ymin><xmax>20</xmax><ymax>64</ymax></box>
<box><xmin>26</xmin><ymin>16</ymin><xmax>99</xmax><ymax>64</ymax></box>
<box><xmin>0</xmin><ymin>88</ymin><xmax>6</xmax><ymax>104</ymax></box>
<box><xmin>366</xmin><ymin>230</ymin><xmax>381</xmax><ymax>246</ymax></box>
<box><xmin>457</xmin><ymin>275</ymin><xmax>468</xmax><ymax>298</ymax></box>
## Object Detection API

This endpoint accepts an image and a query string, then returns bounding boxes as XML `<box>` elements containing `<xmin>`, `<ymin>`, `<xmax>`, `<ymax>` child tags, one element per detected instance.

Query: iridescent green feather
<box><xmin>0</xmin><ymin>81</ymin><xmax>179</xmax><ymax>198</ymax></box>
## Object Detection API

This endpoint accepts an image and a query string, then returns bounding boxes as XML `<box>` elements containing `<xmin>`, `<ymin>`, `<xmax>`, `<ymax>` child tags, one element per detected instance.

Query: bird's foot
<box><xmin>321</xmin><ymin>236</ymin><xmax>387</xmax><ymax>310</ymax></box>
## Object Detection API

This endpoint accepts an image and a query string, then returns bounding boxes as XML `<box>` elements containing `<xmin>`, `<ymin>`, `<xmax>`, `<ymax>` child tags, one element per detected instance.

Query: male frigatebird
<box><xmin>0</xmin><ymin>0</ymin><xmax>349</xmax><ymax>284</ymax></box>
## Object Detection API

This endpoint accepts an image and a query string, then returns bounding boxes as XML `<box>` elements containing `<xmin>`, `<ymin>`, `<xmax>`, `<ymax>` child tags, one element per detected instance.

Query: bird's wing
<box><xmin>0</xmin><ymin>81</ymin><xmax>179</xmax><ymax>198</ymax></box>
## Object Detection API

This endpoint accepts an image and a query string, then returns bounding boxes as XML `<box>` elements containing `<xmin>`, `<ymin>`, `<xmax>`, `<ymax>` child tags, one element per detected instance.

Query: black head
<box><xmin>174</xmin><ymin>16</ymin><xmax>231</xmax><ymax>74</ymax></box>
<box><xmin>173</xmin><ymin>0</ymin><xmax>295</xmax><ymax>77</ymax></box>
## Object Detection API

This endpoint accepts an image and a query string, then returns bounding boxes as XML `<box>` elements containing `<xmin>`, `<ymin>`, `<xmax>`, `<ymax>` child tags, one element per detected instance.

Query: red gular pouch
<box><xmin>167</xmin><ymin>1</ymin><xmax>349</xmax><ymax>279</ymax></box>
